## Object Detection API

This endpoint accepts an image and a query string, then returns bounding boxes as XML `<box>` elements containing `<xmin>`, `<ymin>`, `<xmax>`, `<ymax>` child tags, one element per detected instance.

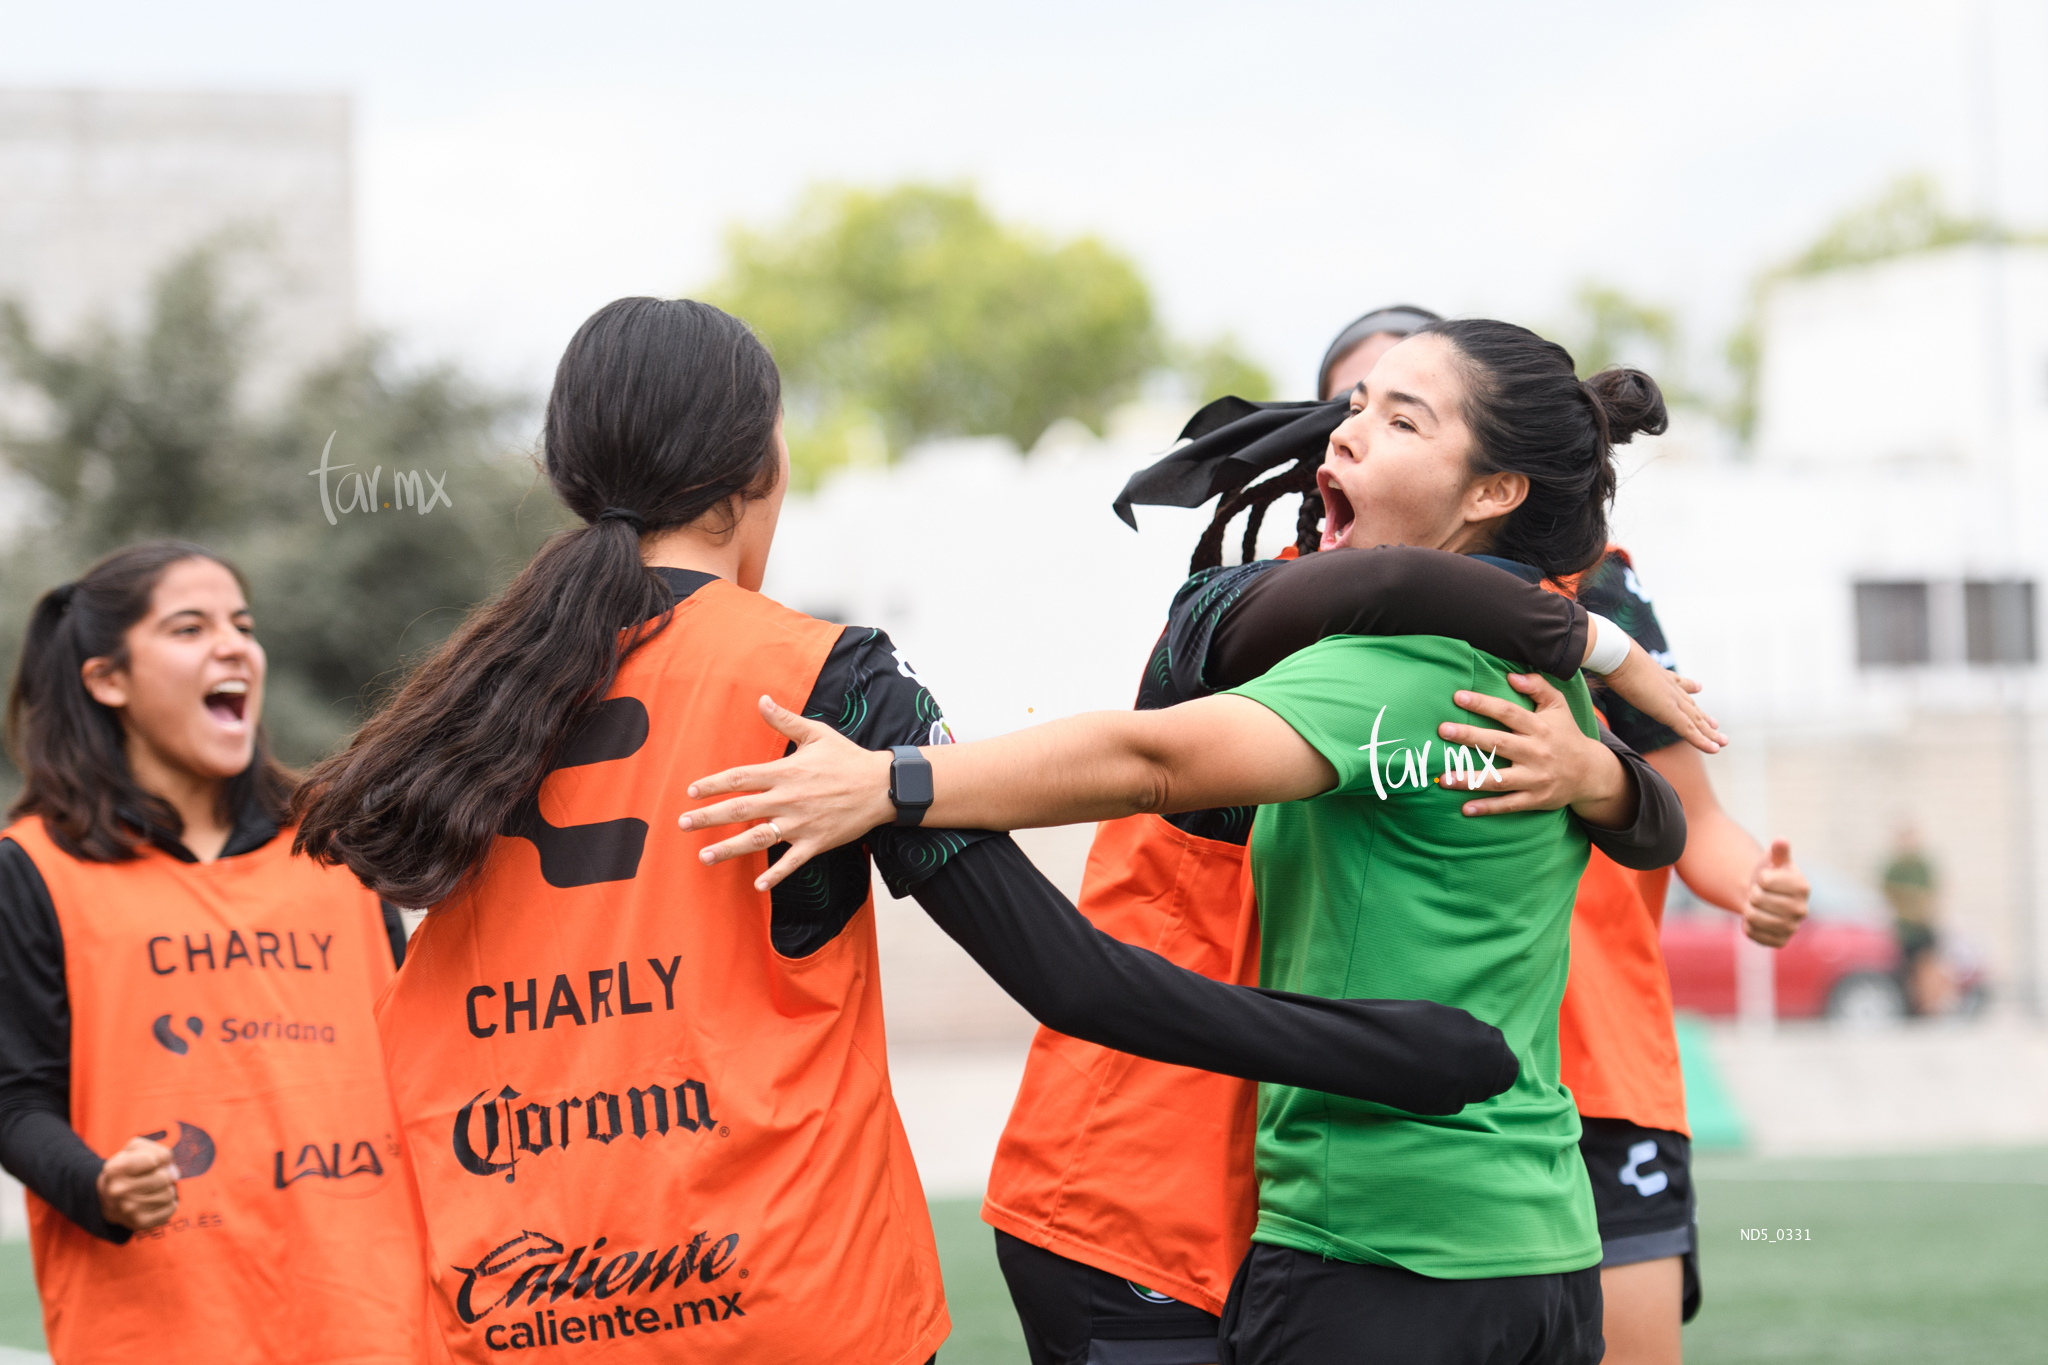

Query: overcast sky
<box><xmin>6</xmin><ymin>0</ymin><xmax>2047</xmax><ymax>398</ymax></box>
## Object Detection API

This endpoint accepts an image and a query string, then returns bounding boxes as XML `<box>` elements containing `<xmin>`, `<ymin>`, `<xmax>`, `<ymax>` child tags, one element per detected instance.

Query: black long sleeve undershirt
<box><xmin>1205</xmin><ymin>547</ymin><xmax>1589</xmax><ymax>693</ymax></box>
<box><xmin>1580</xmin><ymin>734</ymin><xmax>1686</xmax><ymax>871</ymax></box>
<box><xmin>0</xmin><ymin>840</ymin><xmax>121</xmax><ymax>1243</ymax></box>
<box><xmin>907</xmin><ymin>836</ymin><xmax>1520</xmax><ymax>1116</ymax></box>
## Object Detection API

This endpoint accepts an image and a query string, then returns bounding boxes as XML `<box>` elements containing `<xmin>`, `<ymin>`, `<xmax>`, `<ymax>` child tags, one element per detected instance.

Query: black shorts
<box><xmin>1578</xmin><ymin>1117</ymin><xmax>1701</xmax><ymax>1322</ymax></box>
<box><xmin>1217</xmin><ymin>1243</ymin><xmax>1603</xmax><ymax>1365</ymax></box>
<box><xmin>994</xmin><ymin>1229</ymin><xmax>1222</xmax><ymax>1365</ymax></box>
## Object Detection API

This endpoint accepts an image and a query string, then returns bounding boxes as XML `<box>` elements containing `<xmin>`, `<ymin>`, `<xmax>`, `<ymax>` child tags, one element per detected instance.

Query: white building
<box><xmin>0</xmin><ymin>88</ymin><xmax>353</xmax><ymax>402</ymax></box>
<box><xmin>769</xmin><ymin>247</ymin><xmax>2048</xmax><ymax>1021</ymax></box>
<box><xmin>1612</xmin><ymin>243</ymin><xmax>2046</xmax><ymax>1014</ymax></box>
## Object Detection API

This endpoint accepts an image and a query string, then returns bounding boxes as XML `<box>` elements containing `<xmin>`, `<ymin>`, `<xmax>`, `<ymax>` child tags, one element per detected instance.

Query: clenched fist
<box><xmin>98</xmin><ymin>1136</ymin><xmax>179</xmax><ymax>1231</ymax></box>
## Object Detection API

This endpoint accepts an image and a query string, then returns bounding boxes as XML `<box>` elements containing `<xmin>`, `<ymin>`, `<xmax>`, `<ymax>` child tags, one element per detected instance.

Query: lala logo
<box><xmin>273</xmin><ymin>1136</ymin><xmax>393</xmax><ymax>1190</ymax></box>
<box><xmin>1358</xmin><ymin>705</ymin><xmax>1502</xmax><ymax>801</ymax></box>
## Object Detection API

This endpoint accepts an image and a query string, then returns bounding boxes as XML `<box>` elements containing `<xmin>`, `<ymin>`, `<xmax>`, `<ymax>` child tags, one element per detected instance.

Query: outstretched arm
<box><xmin>684</xmin><ymin>692</ymin><xmax>1334</xmax><ymax>889</ymax></box>
<box><xmin>684</xmin><ymin>670</ymin><xmax>1655</xmax><ymax>887</ymax></box>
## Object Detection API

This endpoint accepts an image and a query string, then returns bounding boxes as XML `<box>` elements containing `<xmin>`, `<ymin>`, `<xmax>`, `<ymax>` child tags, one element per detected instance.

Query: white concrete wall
<box><xmin>761</xmin><ymin>408</ymin><xmax>1224</xmax><ymax>748</ymax></box>
<box><xmin>0</xmin><ymin>88</ymin><xmax>354</xmax><ymax>406</ymax></box>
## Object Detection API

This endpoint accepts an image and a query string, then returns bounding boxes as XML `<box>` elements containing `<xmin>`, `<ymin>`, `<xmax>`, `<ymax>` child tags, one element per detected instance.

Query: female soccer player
<box><xmin>686</xmin><ymin>319</ymin><xmax>1682</xmax><ymax>1364</ymax></box>
<box><xmin>290</xmin><ymin>298</ymin><xmax>1528</xmax><ymax>1365</ymax></box>
<box><xmin>960</xmin><ymin>301</ymin><xmax>1708</xmax><ymax>1365</ymax></box>
<box><xmin>1324</xmin><ymin>312</ymin><xmax>1810</xmax><ymax>1365</ymax></box>
<box><xmin>1131</xmin><ymin>307</ymin><xmax>1810</xmax><ymax>1364</ymax></box>
<box><xmin>0</xmin><ymin>542</ymin><xmax>426</xmax><ymax>1364</ymax></box>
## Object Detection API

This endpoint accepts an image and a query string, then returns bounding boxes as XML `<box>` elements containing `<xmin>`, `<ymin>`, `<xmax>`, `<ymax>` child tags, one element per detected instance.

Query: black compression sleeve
<box><xmin>1584</xmin><ymin>728</ymin><xmax>1687</xmax><ymax>871</ymax></box>
<box><xmin>912</xmin><ymin>836</ymin><xmax>1518</xmax><ymax>1115</ymax></box>
<box><xmin>1206</xmin><ymin>547</ymin><xmax>1588</xmax><ymax>692</ymax></box>
<box><xmin>0</xmin><ymin>840</ymin><xmax>128</xmax><ymax>1243</ymax></box>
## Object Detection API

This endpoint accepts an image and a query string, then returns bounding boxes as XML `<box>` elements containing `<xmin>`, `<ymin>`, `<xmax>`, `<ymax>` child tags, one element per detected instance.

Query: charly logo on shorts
<box><xmin>453</xmin><ymin>1079</ymin><xmax>717</xmax><ymax>1183</ymax></box>
<box><xmin>455</xmin><ymin>1227</ymin><xmax>747</xmax><ymax>1350</ymax></box>
<box><xmin>1619</xmin><ymin>1140</ymin><xmax>1669</xmax><ymax>1196</ymax></box>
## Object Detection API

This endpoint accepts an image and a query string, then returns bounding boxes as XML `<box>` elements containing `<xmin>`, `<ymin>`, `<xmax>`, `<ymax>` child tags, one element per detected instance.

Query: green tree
<box><xmin>1178</xmin><ymin>333</ymin><xmax>1274</xmax><ymax>407</ymax></box>
<box><xmin>0</xmin><ymin>242</ymin><xmax>565</xmax><ymax>773</ymax></box>
<box><xmin>1557</xmin><ymin>282</ymin><xmax>1685</xmax><ymax>385</ymax></box>
<box><xmin>1725</xmin><ymin>173</ymin><xmax>2044</xmax><ymax>443</ymax></box>
<box><xmin>1</xmin><ymin>249</ymin><xmax>254</xmax><ymax>546</ymax></box>
<box><xmin>706</xmin><ymin>183</ymin><xmax>1268</xmax><ymax>484</ymax></box>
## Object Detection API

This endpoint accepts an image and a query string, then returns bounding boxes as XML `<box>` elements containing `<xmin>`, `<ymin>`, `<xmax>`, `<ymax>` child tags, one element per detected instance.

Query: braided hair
<box><xmin>1187</xmin><ymin>459</ymin><xmax>1323</xmax><ymax>575</ymax></box>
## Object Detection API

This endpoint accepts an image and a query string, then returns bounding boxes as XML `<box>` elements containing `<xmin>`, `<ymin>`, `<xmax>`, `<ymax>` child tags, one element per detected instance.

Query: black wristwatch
<box><xmin>888</xmin><ymin>745</ymin><xmax>933</xmax><ymax>827</ymax></box>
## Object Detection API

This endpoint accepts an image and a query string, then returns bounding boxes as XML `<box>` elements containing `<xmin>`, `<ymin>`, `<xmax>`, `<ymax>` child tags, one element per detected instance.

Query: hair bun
<box><xmin>1584</xmin><ymin>368</ymin><xmax>1669</xmax><ymax>445</ymax></box>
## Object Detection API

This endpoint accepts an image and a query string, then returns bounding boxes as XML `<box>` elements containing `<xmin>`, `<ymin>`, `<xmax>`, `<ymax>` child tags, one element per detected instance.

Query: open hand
<box><xmin>1437</xmin><ymin>673</ymin><xmax>1633</xmax><ymax>827</ymax></box>
<box><xmin>680</xmin><ymin>696</ymin><xmax>893</xmax><ymax>892</ymax></box>
<box><xmin>1744</xmin><ymin>839</ymin><xmax>1809</xmax><ymax>947</ymax></box>
<box><xmin>99</xmin><ymin>1136</ymin><xmax>179</xmax><ymax>1231</ymax></box>
<box><xmin>1601</xmin><ymin>642</ymin><xmax>1725</xmax><ymax>754</ymax></box>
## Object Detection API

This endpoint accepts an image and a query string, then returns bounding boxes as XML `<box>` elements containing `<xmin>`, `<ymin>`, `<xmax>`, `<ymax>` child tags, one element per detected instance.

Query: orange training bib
<box><xmin>6</xmin><ymin>816</ymin><xmax>426</xmax><ymax>1365</ymax></box>
<box><xmin>1557</xmin><ymin>855</ymin><xmax>1686</xmax><ymax>1133</ymax></box>
<box><xmin>983</xmin><ymin>813</ymin><xmax>1259</xmax><ymax>1314</ymax></box>
<box><xmin>379</xmin><ymin>581</ymin><xmax>947</xmax><ymax>1365</ymax></box>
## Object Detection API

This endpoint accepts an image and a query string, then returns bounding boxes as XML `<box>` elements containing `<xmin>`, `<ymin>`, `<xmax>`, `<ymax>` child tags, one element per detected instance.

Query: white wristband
<box><xmin>1584</xmin><ymin>613</ymin><xmax>1632</xmax><ymax>675</ymax></box>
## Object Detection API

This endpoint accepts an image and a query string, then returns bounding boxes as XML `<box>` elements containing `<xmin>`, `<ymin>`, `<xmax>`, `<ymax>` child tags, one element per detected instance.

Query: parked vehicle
<box><xmin>1659</xmin><ymin>864</ymin><xmax>1987</xmax><ymax>1021</ymax></box>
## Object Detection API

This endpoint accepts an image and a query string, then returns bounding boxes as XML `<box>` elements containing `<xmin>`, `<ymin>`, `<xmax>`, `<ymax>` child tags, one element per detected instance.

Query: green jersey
<box><xmin>1228</xmin><ymin>634</ymin><xmax>1601</xmax><ymax>1279</ymax></box>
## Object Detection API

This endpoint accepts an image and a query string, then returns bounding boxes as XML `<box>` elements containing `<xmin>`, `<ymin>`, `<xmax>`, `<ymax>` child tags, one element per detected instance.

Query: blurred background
<box><xmin>0</xmin><ymin>2</ymin><xmax>2045</xmax><ymax>1361</ymax></box>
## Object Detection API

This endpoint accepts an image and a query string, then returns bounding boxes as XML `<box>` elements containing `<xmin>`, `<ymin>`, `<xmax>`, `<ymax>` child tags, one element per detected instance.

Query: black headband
<box><xmin>1315</xmin><ymin>305</ymin><xmax>1441</xmax><ymax>396</ymax></box>
<box><xmin>1112</xmin><ymin>394</ymin><xmax>1349</xmax><ymax>529</ymax></box>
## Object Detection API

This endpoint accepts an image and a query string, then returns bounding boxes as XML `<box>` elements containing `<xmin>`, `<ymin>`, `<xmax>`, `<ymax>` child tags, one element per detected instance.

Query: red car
<box><xmin>1659</xmin><ymin>865</ymin><xmax>1986</xmax><ymax>1021</ymax></box>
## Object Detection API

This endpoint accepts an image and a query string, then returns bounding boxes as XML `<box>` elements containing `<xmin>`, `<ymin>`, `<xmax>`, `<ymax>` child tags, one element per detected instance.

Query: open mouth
<box><xmin>204</xmin><ymin>680</ymin><xmax>249</xmax><ymax>725</ymax></box>
<box><xmin>1316</xmin><ymin>469</ymin><xmax>1356</xmax><ymax>552</ymax></box>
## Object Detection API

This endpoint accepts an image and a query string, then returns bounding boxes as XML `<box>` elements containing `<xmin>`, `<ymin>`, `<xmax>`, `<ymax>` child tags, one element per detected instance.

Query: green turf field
<box><xmin>1680</xmin><ymin>1146</ymin><xmax>2048</xmax><ymax>1364</ymax></box>
<box><xmin>0</xmin><ymin>1152</ymin><xmax>2037</xmax><ymax>1362</ymax></box>
<box><xmin>0</xmin><ymin>1242</ymin><xmax>37</xmax><ymax>1353</ymax></box>
<box><xmin>927</xmin><ymin>1147</ymin><xmax>2048</xmax><ymax>1365</ymax></box>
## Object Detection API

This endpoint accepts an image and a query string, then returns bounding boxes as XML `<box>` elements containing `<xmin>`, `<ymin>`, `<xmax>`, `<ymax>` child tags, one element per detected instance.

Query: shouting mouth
<box><xmin>204</xmin><ymin>679</ymin><xmax>249</xmax><ymax>726</ymax></box>
<box><xmin>1316</xmin><ymin>469</ymin><xmax>1356</xmax><ymax>552</ymax></box>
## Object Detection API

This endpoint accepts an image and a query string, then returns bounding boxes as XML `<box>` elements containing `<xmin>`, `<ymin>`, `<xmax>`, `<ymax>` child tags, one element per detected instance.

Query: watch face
<box><xmin>893</xmin><ymin>758</ymin><xmax>935</xmax><ymax>807</ymax></box>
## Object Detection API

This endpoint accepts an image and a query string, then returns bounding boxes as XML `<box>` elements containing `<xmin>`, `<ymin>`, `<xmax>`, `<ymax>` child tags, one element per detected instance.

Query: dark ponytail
<box><xmin>291</xmin><ymin>298</ymin><xmax>782</xmax><ymax>906</ymax></box>
<box><xmin>6</xmin><ymin>540</ymin><xmax>294</xmax><ymax>861</ymax></box>
<box><xmin>1420</xmin><ymin>319</ymin><xmax>1666</xmax><ymax>578</ymax></box>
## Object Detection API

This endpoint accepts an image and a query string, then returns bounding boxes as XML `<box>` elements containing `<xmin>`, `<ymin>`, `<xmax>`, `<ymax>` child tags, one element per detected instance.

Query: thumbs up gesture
<box><xmin>1744</xmin><ymin>839</ymin><xmax>1810</xmax><ymax>947</ymax></box>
